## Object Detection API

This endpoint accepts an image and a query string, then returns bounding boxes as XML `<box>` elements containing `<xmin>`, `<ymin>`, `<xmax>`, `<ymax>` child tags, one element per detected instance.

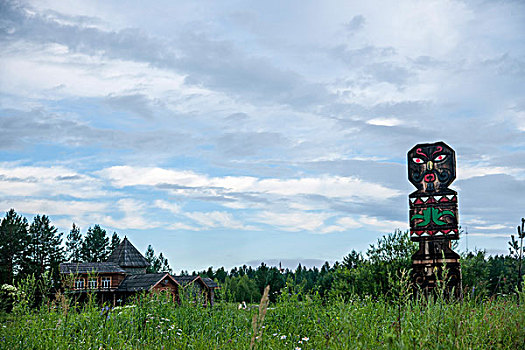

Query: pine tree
<box><xmin>109</xmin><ymin>232</ymin><xmax>121</xmax><ymax>254</ymax></box>
<box><xmin>342</xmin><ymin>250</ymin><xmax>362</xmax><ymax>269</ymax></box>
<box><xmin>23</xmin><ymin>215</ymin><xmax>63</xmax><ymax>283</ymax></box>
<box><xmin>0</xmin><ymin>209</ymin><xmax>29</xmax><ymax>284</ymax></box>
<box><xmin>65</xmin><ymin>223</ymin><xmax>83</xmax><ymax>262</ymax></box>
<box><xmin>145</xmin><ymin>245</ymin><xmax>158</xmax><ymax>273</ymax></box>
<box><xmin>145</xmin><ymin>245</ymin><xmax>172</xmax><ymax>273</ymax></box>
<box><xmin>81</xmin><ymin>225</ymin><xmax>109</xmax><ymax>262</ymax></box>
<box><xmin>158</xmin><ymin>253</ymin><xmax>172</xmax><ymax>273</ymax></box>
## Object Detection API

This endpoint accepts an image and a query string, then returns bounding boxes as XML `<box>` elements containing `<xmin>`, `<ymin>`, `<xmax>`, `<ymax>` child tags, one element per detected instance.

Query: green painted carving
<box><xmin>411</xmin><ymin>207</ymin><xmax>455</xmax><ymax>227</ymax></box>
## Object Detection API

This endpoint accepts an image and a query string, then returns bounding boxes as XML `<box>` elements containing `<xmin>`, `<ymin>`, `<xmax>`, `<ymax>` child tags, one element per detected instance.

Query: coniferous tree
<box><xmin>145</xmin><ymin>245</ymin><xmax>156</xmax><ymax>272</ymax></box>
<box><xmin>22</xmin><ymin>215</ymin><xmax>63</xmax><ymax>283</ymax></box>
<box><xmin>342</xmin><ymin>250</ymin><xmax>362</xmax><ymax>269</ymax></box>
<box><xmin>145</xmin><ymin>245</ymin><xmax>172</xmax><ymax>273</ymax></box>
<box><xmin>158</xmin><ymin>253</ymin><xmax>172</xmax><ymax>273</ymax></box>
<box><xmin>109</xmin><ymin>232</ymin><xmax>121</xmax><ymax>254</ymax></box>
<box><xmin>65</xmin><ymin>223</ymin><xmax>83</xmax><ymax>262</ymax></box>
<box><xmin>215</xmin><ymin>267</ymin><xmax>227</xmax><ymax>283</ymax></box>
<box><xmin>81</xmin><ymin>225</ymin><xmax>109</xmax><ymax>262</ymax></box>
<box><xmin>0</xmin><ymin>209</ymin><xmax>29</xmax><ymax>284</ymax></box>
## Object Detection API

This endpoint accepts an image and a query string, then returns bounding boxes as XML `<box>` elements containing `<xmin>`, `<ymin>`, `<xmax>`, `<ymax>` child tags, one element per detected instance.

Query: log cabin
<box><xmin>59</xmin><ymin>237</ymin><xmax>218</xmax><ymax>306</ymax></box>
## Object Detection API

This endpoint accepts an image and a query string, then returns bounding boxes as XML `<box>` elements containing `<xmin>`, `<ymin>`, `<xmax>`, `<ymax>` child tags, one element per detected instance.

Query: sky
<box><xmin>1</xmin><ymin>0</ymin><xmax>524</xmax><ymax>272</ymax></box>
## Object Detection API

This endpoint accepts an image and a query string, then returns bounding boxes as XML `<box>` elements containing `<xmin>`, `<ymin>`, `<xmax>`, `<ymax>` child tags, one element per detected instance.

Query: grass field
<box><xmin>1</xmin><ymin>286</ymin><xmax>524</xmax><ymax>350</ymax></box>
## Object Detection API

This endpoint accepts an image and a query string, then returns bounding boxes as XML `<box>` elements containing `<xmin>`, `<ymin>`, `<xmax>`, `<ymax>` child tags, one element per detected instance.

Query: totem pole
<box><xmin>408</xmin><ymin>141</ymin><xmax>461</xmax><ymax>296</ymax></box>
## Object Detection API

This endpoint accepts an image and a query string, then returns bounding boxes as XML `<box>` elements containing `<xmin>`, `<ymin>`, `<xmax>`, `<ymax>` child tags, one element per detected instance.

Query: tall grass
<box><xmin>1</xmin><ymin>285</ymin><xmax>524</xmax><ymax>349</ymax></box>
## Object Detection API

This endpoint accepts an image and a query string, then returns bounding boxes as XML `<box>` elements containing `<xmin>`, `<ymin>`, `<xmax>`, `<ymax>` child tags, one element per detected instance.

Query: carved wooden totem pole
<box><xmin>408</xmin><ymin>141</ymin><xmax>461</xmax><ymax>296</ymax></box>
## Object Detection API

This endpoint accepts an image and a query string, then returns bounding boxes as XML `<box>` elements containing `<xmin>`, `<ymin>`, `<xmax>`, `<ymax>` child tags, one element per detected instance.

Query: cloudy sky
<box><xmin>1</xmin><ymin>0</ymin><xmax>524</xmax><ymax>271</ymax></box>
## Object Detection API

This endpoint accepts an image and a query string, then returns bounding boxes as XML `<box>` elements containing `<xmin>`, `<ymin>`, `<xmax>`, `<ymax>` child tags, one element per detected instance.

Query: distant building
<box><xmin>59</xmin><ymin>237</ymin><xmax>218</xmax><ymax>306</ymax></box>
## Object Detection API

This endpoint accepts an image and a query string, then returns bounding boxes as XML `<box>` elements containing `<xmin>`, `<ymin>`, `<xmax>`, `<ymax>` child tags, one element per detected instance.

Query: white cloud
<box><xmin>513</xmin><ymin>111</ymin><xmax>525</xmax><ymax>132</ymax></box>
<box><xmin>319</xmin><ymin>217</ymin><xmax>364</xmax><ymax>234</ymax></box>
<box><xmin>168</xmin><ymin>222</ymin><xmax>202</xmax><ymax>231</ymax></box>
<box><xmin>366</xmin><ymin>117</ymin><xmax>402</xmax><ymax>127</ymax></box>
<box><xmin>154</xmin><ymin>200</ymin><xmax>181</xmax><ymax>214</ymax></box>
<box><xmin>472</xmin><ymin>224</ymin><xmax>509</xmax><ymax>231</ymax></box>
<box><xmin>255</xmin><ymin>211</ymin><xmax>331</xmax><ymax>232</ymax></box>
<box><xmin>0</xmin><ymin>198</ymin><xmax>107</xmax><ymax>217</ymax></box>
<box><xmin>358</xmin><ymin>215</ymin><xmax>407</xmax><ymax>232</ymax></box>
<box><xmin>467</xmin><ymin>233</ymin><xmax>511</xmax><ymax>238</ymax></box>
<box><xmin>337</xmin><ymin>216</ymin><xmax>364</xmax><ymax>228</ymax></box>
<box><xmin>99</xmin><ymin>166</ymin><xmax>401</xmax><ymax>202</ymax></box>
<box><xmin>185</xmin><ymin>211</ymin><xmax>253</xmax><ymax>230</ymax></box>
<box><xmin>99</xmin><ymin>198</ymin><xmax>162</xmax><ymax>230</ymax></box>
<box><xmin>256</xmin><ymin>176</ymin><xmax>398</xmax><ymax>200</ymax></box>
<box><xmin>457</xmin><ymin>164</ymin><xmax>519</xmax><ymax>180</ymax></box>
<box><xmin>0</xmin><ymin>42</ymin><xmax>188</xmax><ymax>102</ymax></box>
<box><xmin>0</xmin><ymin>164</ymin><xmax>107</xmax><ymax>199</ymax></box>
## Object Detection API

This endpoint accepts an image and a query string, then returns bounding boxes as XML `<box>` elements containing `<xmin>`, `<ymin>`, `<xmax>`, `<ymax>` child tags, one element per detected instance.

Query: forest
<box><xmin>1</xmin><ymin>209</ymin><xmax>524</xmax><ymax>349</ymax></box>
<box><xmin>1</xmin><ymin>208</ymin><xmax>523</xmax><ymax>309</ymax></box>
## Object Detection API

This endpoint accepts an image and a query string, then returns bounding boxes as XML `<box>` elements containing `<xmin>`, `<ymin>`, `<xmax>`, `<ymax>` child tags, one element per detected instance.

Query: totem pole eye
<box><xmin>434</xmin><ymin>154</ymin><xmax>447</xmax><ymax>162</ymax></box>
<box><xmin>412</xmin><ymin>157</ymin><xmax>424</xmax><ymax>164</ymax></box>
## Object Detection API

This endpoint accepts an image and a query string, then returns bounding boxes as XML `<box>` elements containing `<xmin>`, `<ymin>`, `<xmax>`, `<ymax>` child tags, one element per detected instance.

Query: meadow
<box><xmin>1</xmin><ymin>284</ymin><xmax>524</xmax><ymax>350</ymax></box>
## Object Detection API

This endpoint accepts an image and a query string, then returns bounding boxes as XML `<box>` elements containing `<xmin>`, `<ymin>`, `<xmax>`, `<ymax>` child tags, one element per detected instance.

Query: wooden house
<box><xmin>59</xmin><ymin>237</ymin><xmax>219</xmax><ymax>306</ymax></box>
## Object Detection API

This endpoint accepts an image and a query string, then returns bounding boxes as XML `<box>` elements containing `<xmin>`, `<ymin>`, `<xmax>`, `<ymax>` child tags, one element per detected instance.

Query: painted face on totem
<box><xmin>407</xmin><ymin>141</ymin><xmax>456</xmax><ymax>193</ymax></box>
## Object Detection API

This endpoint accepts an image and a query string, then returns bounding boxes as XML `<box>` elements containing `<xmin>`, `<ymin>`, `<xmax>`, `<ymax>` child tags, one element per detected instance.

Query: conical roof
<box><xmin>107</xmin><ymin>237</ymin><xmax>150</xmax><ymax>268</ymax></box>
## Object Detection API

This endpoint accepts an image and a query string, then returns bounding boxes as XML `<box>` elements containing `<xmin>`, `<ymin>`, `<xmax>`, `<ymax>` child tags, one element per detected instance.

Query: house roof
<box><xmin>172</xmin><ymin>276</ymin><xmax>200</xmax><ymax>286</ymax></box>
<box><xmin>202</xmin><ymin>277</ymin><xmax>219</xmax><ymax>289</ymax></box>
<box><xmin>117</xmin><ymin>273</ymin><xmax>177</xmax><ymax>292</ymax></box>
<box><xmin>107</xmin><ymin>237</ymin><xmax>150</xmax><ymax>268</ymax></box>
<box><xmin>172</xmin><ymin>275</ymin><xmax>220</xmax><ymax>289</ymax></box>
<box><xmin>60</xmin><ymin>262</ymin><xmax>126</xmax><ymax>274</ymax></box>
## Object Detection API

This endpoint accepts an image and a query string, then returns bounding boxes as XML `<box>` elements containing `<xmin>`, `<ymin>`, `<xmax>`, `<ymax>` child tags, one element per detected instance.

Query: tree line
<box><xmin>0</xmin><ymin>209</ymin><xmax>171</xmax><ymax>288</ymax></box>
<box><xmin>192</xmin><ymin>229</ymin><xmax>524</xmax><ymax>302</ymax></box>
<box><xmin>1</xmin><ymin>208</ymin><xmax>523</xmax><ymax>306</ymax></box>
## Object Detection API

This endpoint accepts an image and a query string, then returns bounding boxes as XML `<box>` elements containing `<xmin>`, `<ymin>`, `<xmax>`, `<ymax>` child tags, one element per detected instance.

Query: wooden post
<box><xmin>407</xmin><ymin>142</ymin><xmax>461</xmax><ymax>297</ymax></box>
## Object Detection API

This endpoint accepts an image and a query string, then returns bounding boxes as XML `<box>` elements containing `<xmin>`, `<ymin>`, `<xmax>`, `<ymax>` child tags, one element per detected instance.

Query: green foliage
<box><xmin>1</xmin><ymin>289</ymin><xmax>524</xmax><ymax>349</ymax></box>
<box><xmin>3</xmin><ymin>207</ymin><xmax>525</xmax><ymax>312</ymax></box>
<box><xmin>342</xmin><ymin>249</ymin><xmax>362</xmax><ymax>269</ymax></box>
<box><xmin>0</xmin><ymin>209</ymin><xmax>29</xmax><ymax>284</ymax></box>
<box><xmin>461</xmin><ymin>250</ymin><xmax>490</xmax><ymax>298</ymax></box>
<box><xmin>222</xmin><ymin>275</ymin><xmax>261</xmax><ymax>303</ymax></box>
<box><xmin>508</xmin><ymin>235</ymin><xmax>523</xmax><ymax>258</ymax></box>
<box><xmin>81</xmin><ymin>225</ymin><xmax>109</xmax><ymax>262</ymax></box>
<box><xmin>65</xmin><ymin>223</ymin><xmax>82</xmax><ymax>262</ymax></box>
<box><xmin>145</xmin><ymin>245</ymin><xmax>172</xmax><ymax>273</ymax></box>
<box><xmin>12</xmin><ymin>274</ymin><xmax>37</xmax><ymax>313</ymax></box>
<box><xmin>109</xmin><ymin>232</ymin><xmax>121</xmax><ymax>254</ymax></box>
<box><xmin>366</xmin><ymin>229</ymin><xmax>417</xmax><ymax>266</ymax></box>
<box><xmin>23</xmin><ymin>215</ymin><xmax>63</xmax><ymax>286</ymax></box>
<box><xmin>0</xmin><ymin>284</ymin><xmax>18</xmax><ymax>313</ymax></box>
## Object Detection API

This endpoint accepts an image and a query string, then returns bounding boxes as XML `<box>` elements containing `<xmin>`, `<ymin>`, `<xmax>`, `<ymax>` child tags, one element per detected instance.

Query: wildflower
<box><xmin>302</xmin><ymin>337</ymin><xmax>309</xmax><ymax>341</ymax></box>
<box><xmin>295</xmin><ymin>347</ymin><xmax>301</xmax><ymax>350</ymax></box>
<box><xmin>273</xmin><ymin>333</ymin><xmax>278</xmax><ymax>336</ymax></box>
<box><xmin>280</xmin><ymin>335</ymin><xmax>287</xmax><ymax>339</ymax></box>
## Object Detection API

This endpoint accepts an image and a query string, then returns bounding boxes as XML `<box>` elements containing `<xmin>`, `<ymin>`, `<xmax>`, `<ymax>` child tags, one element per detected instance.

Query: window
<box><xmin>75</xmin><ymin>278</ymin><xmax>85</xmax><ymax>289</ymax></box>
<box><xmin>88</xmin><ymin>278</ymin><xmax>97</xmax><ymax>289</ymax></box>
<box><xmin>101</xmin><ymin>277</ymin><xmax>111</xmax><ymax>288</ymax></box>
